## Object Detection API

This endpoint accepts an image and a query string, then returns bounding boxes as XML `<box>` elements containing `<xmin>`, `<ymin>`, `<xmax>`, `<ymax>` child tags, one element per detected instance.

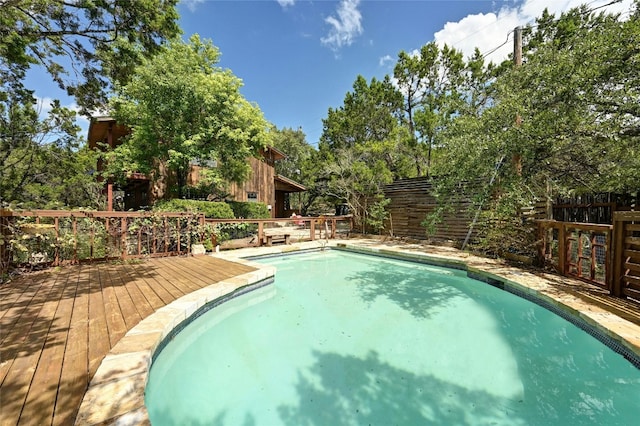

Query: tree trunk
<box><xmin>149</xmin><ymin>159</ymin><xmax>169</xmax><ymax>203</ymax></box>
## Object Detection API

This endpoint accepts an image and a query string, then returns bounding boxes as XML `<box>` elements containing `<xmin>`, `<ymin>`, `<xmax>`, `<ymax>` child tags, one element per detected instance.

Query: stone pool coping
<box><xmin>75</xmin><ymin>239</ymin><xmax>640</xmax><ymax>425</ymax></box>
<box><xmin>74</xmin><ymin>257</ymin><xmax>276</xmax><ymax>425</ymax></box>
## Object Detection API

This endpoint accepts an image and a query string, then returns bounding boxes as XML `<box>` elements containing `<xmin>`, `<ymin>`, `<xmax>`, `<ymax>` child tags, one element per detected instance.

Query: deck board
<box><xmin>0</xmin><ymin>256</ymin><xmax>255</xmax><ymax>426</ymax></box>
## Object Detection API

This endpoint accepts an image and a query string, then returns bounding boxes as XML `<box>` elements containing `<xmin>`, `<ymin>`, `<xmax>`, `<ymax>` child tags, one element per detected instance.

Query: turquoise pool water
<box><xmin>146</xmin><ymin>250</ymin><xmax>640</xmax><ymax>425</ymax></box>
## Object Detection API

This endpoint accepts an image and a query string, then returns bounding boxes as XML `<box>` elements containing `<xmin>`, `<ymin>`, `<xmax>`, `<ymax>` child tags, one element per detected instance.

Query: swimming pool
<box><xmin>145</xmin><ymin>250</ymin><xmax>640</xmax><ymax>425</ymax></box>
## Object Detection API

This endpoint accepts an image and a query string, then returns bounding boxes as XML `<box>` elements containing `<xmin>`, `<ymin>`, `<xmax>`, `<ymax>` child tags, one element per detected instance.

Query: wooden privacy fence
<box><xmin>538</xmin><ymin>211</ymin><xmax>640</xmax><ymax>304</ymax></box>
<box><xmin>384</xmin><ymin>177</ymin><xmax>481</xmax><ymax>241</ymax></box>
<box><xmin>553</xmin><ymin>192</ymin><xmax>638</xmax><ymax>224</ymax></box>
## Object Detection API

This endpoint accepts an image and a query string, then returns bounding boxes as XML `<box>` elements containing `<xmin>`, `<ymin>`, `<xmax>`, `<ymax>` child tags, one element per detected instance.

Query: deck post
<box><xmin>258</xmin><ymin>222</ymin><xmax>264</xmax><ymax>246</ymax></box>
<box><xmin>612</xmin><ymin>213</ymin><xmax>624</xmax><ymax>297</ymax></box>
<box><xmin>310</xmin><ymin>219</ymin><xmax>315</xmax><ymax>241</ymax></box>
<box><xmin>0</xmin><ymin>210</ymin><xmax>11</xmax><ymax>273</ymax></box>
<box><xmin>557</xmin><ymin>223</ymin><xmax>567</xmax><ymax>275</ymax></box>
<box><xmin>606</xmin><ymin>227</ymin><xmax>613</xmax><ymax>292</ymax></box>
<box><xmin>121</xmin><ymin>217</ymin><xmax>128</xmax><ymax>260</ymax></box>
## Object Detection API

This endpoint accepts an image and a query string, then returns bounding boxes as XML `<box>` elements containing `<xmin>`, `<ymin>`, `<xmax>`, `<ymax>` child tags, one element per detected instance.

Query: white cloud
<box><xmin>321</xmin><ymin>0</ymin><xmax>363</xmax><ymax>52</ymax></box>
<box><xmin>379</xmin><ymin>54</ymin><xmax>394</xmax><ymax>67</ymax></box>
<box><xmin>276</xmin><ymin>0</ymin><xmax>296</xmax><ymax>8</ymax></box>
<box><xmin>433</xmin><ymin>0</ymin><xmax>635</xmax><ymax>64</ymax></box>
<box><xmin>181</xmin><ymin>0</ymin><xmax>205</xmax><ymax>13</ymax></box>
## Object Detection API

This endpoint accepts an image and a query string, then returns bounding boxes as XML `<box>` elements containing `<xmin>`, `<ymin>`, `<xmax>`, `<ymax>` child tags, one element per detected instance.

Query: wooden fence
<box><xmin>0</xmin><ymin>209</ymin><xmax>353</xmax><ymax>275</ymax></box>
<box><xmin>383</xmin><ymin>177</ymin><xmax>481</xmax><ymax>241</ymax></box>
<box><xmin>205</xmin><ymin>216</ymin><xmax>352</xmax><ymax>249</ymax></box>
<box><xmin>0</xmin><ymin>209</ymin><xmax>209</xmax><ymax>272</ymax></box>
<box><xmin>612</xmin><ymin>212</ymin><xmax>640</xmax><ymax>300</ymax></box>
<box><xmin>537</xmin><ymin>220</ymin><xmax>612</xmax><ymax>288</ymax></box>
<box><xmin>538</xmin><ymin>211</ymin><xmax>640</xmax><ymax>304</ymax></box>
<box><xmin>553</xmin><ymin>192</ymin><xmax>638</xmax><ymax>224</ymax></box>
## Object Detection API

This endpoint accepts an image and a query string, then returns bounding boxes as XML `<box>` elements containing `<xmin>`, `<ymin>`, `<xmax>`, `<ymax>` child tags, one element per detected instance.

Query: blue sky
<box><xmin>27</xmin><ymin>0</ymin><xmax>634</xmax><ymax>145</ymax></box>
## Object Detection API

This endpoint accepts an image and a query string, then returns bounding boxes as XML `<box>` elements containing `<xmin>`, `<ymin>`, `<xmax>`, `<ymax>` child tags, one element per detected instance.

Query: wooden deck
<box><xmin>0</xmin><ymin>256</ymin><xmax>255</xmax><ymax>426</ymax></box>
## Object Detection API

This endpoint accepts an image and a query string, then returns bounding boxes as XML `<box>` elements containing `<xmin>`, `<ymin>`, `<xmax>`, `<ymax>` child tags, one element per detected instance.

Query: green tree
<box><xmin>498</xmin><ymin>3</ymin><xmax>640</xmax><ymax>194</ymax></box>
<box><xmin>433</xmin><ymin>2</ymin><xmax>640</xmax><ymax>254</ymax></box>
<box><xmin>393</xmin><ymin>43</ymin><xmax>496</xmax><ymax>177</ymax></box>
<box><xmin>320</xmin><ymin>75</ymin><xmax>412</xmax><ymax>178</ymax></box>
<box><xmin>109</xmin><ymin>35</ymin><xmax>272</xmax><ymax>202</ymax></box>
<box><xmin>270</xmin><ymin>126</ymin><xmax>316</xmax><ymax>215</ymax></box>
<box><xmin>0</xmin><ymin>0</ymin><xmax>181</xmax><ymax>112</ymax></box>
<box><xmin>0</xmin><ymin>0</ymin><xmax>180</xmax><ymax>209</ymax></box>
<box><xmin>317</xmin><ymin>75</ymin><xmax>410</xmax><ymax>228</ymax></box>
<box><xmin>0</xmin><ymin>94</ymin><xmax>102</xmax><ymax>208</ymax></box>
<box><xmin>271</xmin><ymin>126</ymin><xmax>314</xmax><ymax>180</ymax></box>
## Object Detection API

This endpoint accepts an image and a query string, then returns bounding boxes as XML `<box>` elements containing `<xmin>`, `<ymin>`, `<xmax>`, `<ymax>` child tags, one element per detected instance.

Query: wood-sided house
<box><xmin>87</xmin><ymin>116</ymin><xmax>305</xmax><ymax>217</ymax></box>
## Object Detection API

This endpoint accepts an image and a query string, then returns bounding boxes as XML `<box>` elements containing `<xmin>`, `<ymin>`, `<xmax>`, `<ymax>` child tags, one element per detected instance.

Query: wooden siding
<box><xmin>227</xmin><ymin>156</ymin><xmax>276</xmax><ymax>216</ymax></box>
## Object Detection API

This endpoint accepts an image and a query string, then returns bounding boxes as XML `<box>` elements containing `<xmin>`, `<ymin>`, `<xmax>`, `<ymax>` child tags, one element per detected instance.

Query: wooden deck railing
<box><xmin>0</xmin><ymin>209</ymin><xmax>210</xmax><ymax>273</ymax></box>
<box><xmin>538</xmin><ymin>212</ymin><xmax>640</xmax><ymax>304</ymax></box>
<box><xmin>0</xmin><ymin>209</ymin><xmax>353</xmax><ymax>275</ymax></box>
<box><xmin>204</xmin><ymin>216</ymin><xmax>353</xmax><ymax>248</ymax></box>
<box><xmin>537</xmin><ymin>220</ymin><xmax>612</xmax><ymax>288</ymax></box>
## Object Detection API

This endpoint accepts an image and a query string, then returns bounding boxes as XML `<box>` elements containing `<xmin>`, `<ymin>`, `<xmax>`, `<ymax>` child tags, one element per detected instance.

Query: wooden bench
<box><xmin>262</xmin><ymin>234</ymin><xmax>290</xmax><ymax>246</ymax></box>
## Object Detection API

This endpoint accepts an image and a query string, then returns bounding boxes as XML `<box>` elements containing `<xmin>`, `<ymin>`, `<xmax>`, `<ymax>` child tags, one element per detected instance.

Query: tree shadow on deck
<box><xmin>0</xmin><ymin>261</ymin><xmax>163</xmax><ymax>356</ymax></box>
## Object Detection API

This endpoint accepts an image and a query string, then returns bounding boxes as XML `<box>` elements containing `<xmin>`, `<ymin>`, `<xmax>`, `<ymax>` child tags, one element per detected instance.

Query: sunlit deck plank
<box><xmin>0</xmin><ymin>256</ymin><xmax>257</xmax><ymax>425</ymax></box>
<box><xmin>87</xmin><ymin>265</ymin><xmax>110</xmax><ymax>379</ymax></box>
<box><xmin>1</xmin><ymin>267</ymin><xmax>74</xmax><ymax>426</ymax></box>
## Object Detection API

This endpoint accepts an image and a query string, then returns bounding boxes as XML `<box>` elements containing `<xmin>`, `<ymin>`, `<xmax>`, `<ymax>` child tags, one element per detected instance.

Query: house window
<box><xmin>247</xmin><ymin>192</ymin><xmax>258</xmax><ymax>202</ymax></box>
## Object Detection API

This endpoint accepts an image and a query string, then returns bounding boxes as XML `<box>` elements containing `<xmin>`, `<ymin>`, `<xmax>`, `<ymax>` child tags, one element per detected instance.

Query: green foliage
<box><xmin>316</xmin><ymin>75</ymin><xmax>412</xmax><ymax>228</ymax></box>
<box><xmin>0</xmin><ymin>94</ymin><xmax>103</xmax><ymax>208</ymax></box>
<box><xmin>0</xmin><ymin>0</ymin><xmax>180</xmax><ymax>113</ymax></box>
<box><xmin>213</xmin><ymin>222</ymin><xmax>257</xmax><ymax>244</ymax></box>
<box><xmin>365</xmin><ymin>198</ymin><xmax>390</xmax><ymax>235</ymax></box>
<box><xmin>0</xmin><ymin>0</ymin><xmax>180</xmax><ymax>210</ymax></box>
<box><xmin>110</xmin><ymin>35</ymin><xmax>272</xmax><ymax>201</ymax></box>
<box><xmin>269</xmin><ymin>126</ymin><xmax>317</xmax><ymax>214</ymax></box>
<box><xmin>153</xmin><ymin>199</ymin><xmax>234</xmax><ymax>219</ymax></box>
<box><xmin>4</xmin><ymin>212</ymin><xmax>220</xmax><ymax>268</ymax></box>
<box><xmin>425</xmin><ymin>3</ymin><xmax>640</xmax><ymax>253</ymax></box>
<box><xmin>271</xmin><ymin>126</ymin><xmax>314</xmax><ymax>179</ymax></box>
<box><xmin>226</xmin><ymin>201</ymin><xmax>270</xmax><ymax>219</ymax></box>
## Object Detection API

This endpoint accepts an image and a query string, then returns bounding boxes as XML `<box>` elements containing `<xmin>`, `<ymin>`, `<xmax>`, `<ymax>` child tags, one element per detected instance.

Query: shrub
<box><xmin>153</xmin><ymin>199</ymin><xmax>234</xmax><ymax>218</ymax></box>
<box><xmin>226</xmin><ymin>201</ymin><xmax>270</xmax><ymax>219</ymax></box>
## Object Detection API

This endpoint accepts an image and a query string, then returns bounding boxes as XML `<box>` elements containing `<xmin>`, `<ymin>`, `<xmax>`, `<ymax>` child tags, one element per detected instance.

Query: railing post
<box><xmin>121</xmin><ymin>217</ymin><xmax>128</xmax><ymax>260</ymax></box>
<box><xmin>606</xmin><ymin>227</ymin><xmax>613</xmax><ymax>292</ymax></box>
<box><xmin>536</xmin><ymin>221</ymin><xmax>545</xmax><ymax>266</ymax></box>
<box><xmin>199</xmin><ymin>214</ymin><xmax>205</xmax><ymax>244</ymax></box>
<box><xmin>53</xmin><ymin>216</ymin><xmax>60</xmax><ymax>266</ymax></box>
<box><xmin>310</xmin><ymin>219</ymin><xmax>315</xmax><ymax>241</ymax></box>
<box><xmin>186</xmin><ymin>215</ymin><xmax>191</xmax><ymax>255</ymax></box>
<box><xmin>612</xmin><ymin>213</ymin><xmax>624</xmax><ymax>297</ymax></box>
<box><xmin>258</xmin><ymin>222</ymin><xmax>264</xmax><ymax>246</ymax></box>
<box><xmin>0</xmin><ymin>211</ymin><xmax>12</xmax><ymax>273</ymax></box>
<box><xmin>72</xmin><ymin>216</ymin><xmax>78</xmax><ymax>264</ymax></box>
<box><xmin>557</xmin><ymin>223</ymin><xmax>567</xmax><ymax>275</ymax></box>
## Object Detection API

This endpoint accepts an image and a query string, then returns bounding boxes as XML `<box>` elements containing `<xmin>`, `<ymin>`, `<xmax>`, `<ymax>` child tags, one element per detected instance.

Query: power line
<box><xmin>479</xmin><ymin>30</ymin><xmax>513</xmax><ymax>61</ymax></box>
<box><xmin>474</xmin><ymin>0</ymin><xmax>627</xmax><ymax>63</ymax></box>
